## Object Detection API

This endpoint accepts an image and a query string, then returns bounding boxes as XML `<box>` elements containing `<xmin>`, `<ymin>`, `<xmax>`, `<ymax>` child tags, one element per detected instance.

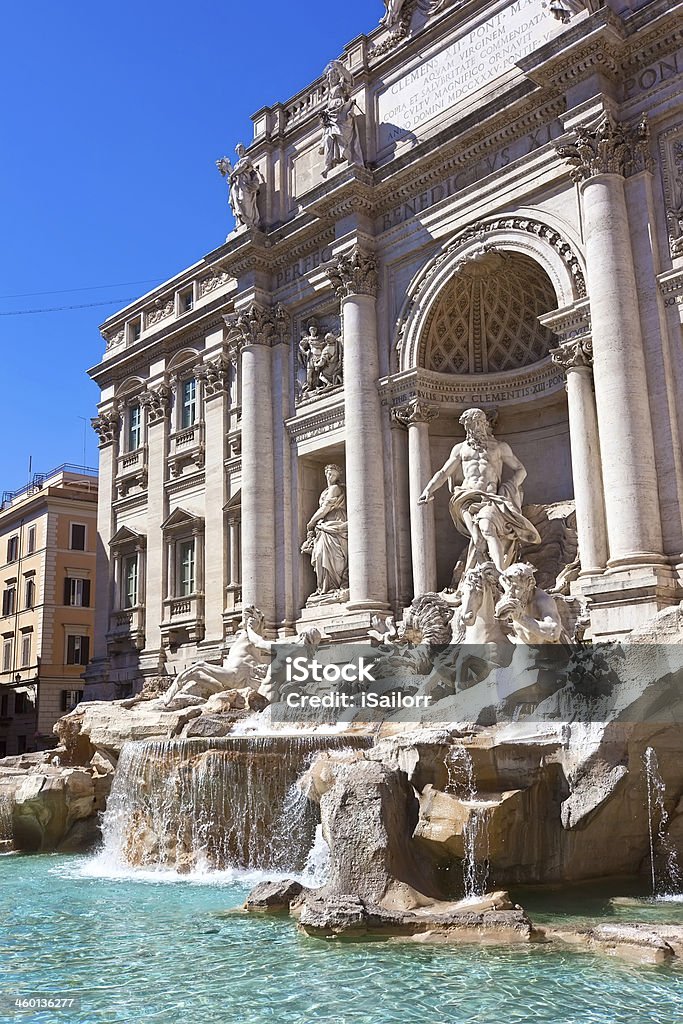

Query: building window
<box><xmin>61</xmin><ymin>689</ymin><xmax>83</xmax><ymax>713</ymax></box>
<box><xmin>70</xmin><ymin>524</ymin><xmax>86</xmax><ymax>551</ymax></box>
<box><xmin>26</xmin><ymin>526</ymin><xmax>36</xmax><ymax>555</ymax></box>
<box><xmin>24</xmin><ymin>578</ymin><xmax>35</xmax><ymax>610</ymax></box>
<box><xmin>2</xmin><ymin>639</ymin><xmax>12</xmax><ymax>673</ymax></box>
<box><xmin>2</xmin><ymin>586</ymin><xmax>16</xmax><ymax>617</ymax></box>
<box><xmin>64</xmin><ymin>577</ymin><xmax>91</xmax><ymax>608</ymax></box>
<box><xmin>127</xmin><ymin>403</ymin><xmax>142</xmax><ymax>452</ymax></box>
<box><xmin>129</xmin><ymin>318</ymin><xmax>142</xmax><ymax>343</ymax></box>
<box><xmin>66</xmin><ymin>635</ymin><xmax>90</xmax><ymax>666</ymax></box>
<box><xmin>14</xmin><ymin>691</ymin><xmax>29</xmax><ymax>714</ymax></box>
<box><xmin>180</xmin><ymin>378</ymin><xmax>197</xmax><ymax>429</ymax></box>
<box><xmin>17</xmin><ymin>735</ymin><xmax>27</xmax><ymax>754</ymax></box>
<box><xmin>0</xmin><ymin>740</ymin><xmax>6</xmax><ymax>757</ymax></box>
<box><xmin>20</xmin><ymin>634</ymin><xmax>31</xmax><ymax>668</ymax></box>
<box><xmin>180</xmin><ymin>288</ymin><xmax>194</xmax><ymax>313</ymax></box>
<box><xmin>179</xmin><ymin>540</ymin><xmax>196</xmax><ymax>596</ymax></box>
<box><xmin>0</xmin><ymin>694</ymin><xmax>7</xmax><ymax>717</ymax></box>
<box><xmin>7</xmin><ymin>536</ymin><xmax>18</xmax><ymax>563</ymax></box>
<box><xmin>123</xmin><ymin>555</ymin><xmax>139</xmax><ymax>608</ymax></box>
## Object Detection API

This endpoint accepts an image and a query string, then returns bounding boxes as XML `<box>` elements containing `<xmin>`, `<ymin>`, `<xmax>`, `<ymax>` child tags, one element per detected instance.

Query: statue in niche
<box><xmin>382</xmin><ymin>0</ymin><xmax>408</xmax><ymax>27</ymax></box>
<box><xmin>319</xmin><ymin>61</ymin><xmax>364</xmax><ymax>178</ymax></box>
<box><xmin>299</xmin><ymin>321</ymin><xmax>344</xmax><ymax>395</ymax></box>
<box><xmin>301</xmin><ymin>464</ymin><xmax>349</xmax><ymax>604</ymax></box>
<box><xmin>418</xmin><ymin>408</ymin><xmax>541</xmax><ymax>574</ymax></box>
<box><xmin>495</xmin><ymin>563</ymin><xmax>568</xmax><ymax>644</ymax></box>
<box><xmin>216</xmin><ymin>144</ymin><xmax>263</xmax><ymax>230</ymax></box>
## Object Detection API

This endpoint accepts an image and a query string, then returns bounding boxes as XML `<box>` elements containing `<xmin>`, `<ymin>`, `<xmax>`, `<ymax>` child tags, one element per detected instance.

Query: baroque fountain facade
<box><xmin>3</xmin><ymin>0</ymin><xmax>683</xmax><ymax>956</ymax></box>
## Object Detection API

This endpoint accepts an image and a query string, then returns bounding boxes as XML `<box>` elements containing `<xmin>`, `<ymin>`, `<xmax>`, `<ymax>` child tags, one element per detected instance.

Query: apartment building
<box><xmin>0</xmin><ymin>466</ymin><xmax>98</xmax><ymax>755</ymax></box>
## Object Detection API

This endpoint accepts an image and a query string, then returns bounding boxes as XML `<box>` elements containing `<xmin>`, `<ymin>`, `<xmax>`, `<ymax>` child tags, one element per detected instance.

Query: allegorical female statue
<box><xmin>301</xmin><ymin>464</ymin><xmax>349</xmax><ymax>604</ymax></box>
<box><xmin>319</xmin><ymin>61</ymin><xmax>364</xmax><ymax>178</ymax></box>
<box><xmin>216</xmin><ymin>143</ymin><xmax>262</xmax><ymax>230</ymax></box>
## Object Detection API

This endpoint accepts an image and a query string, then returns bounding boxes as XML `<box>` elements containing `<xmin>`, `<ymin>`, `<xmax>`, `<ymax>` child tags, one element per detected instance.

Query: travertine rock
<box><xmin>245</xmin><ymin>879</ymin><xmax>305</xmax><ymax>912</ymax></box>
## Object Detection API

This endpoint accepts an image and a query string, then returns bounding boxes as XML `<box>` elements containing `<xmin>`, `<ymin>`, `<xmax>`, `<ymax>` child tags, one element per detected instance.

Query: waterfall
<box><xmin>643</xmin><ymin>746</ymin><xmax>682</xmax><ymax>897</ymax></box>
<box><xmin>445</xmin><ymin>745</ymin><xmax>491</xmax><ymax>899</ymax></box>
<box><xmin>96</xmin><ymin>735</ymin><xmax>370</xmax><ymax>875</ymax></box>
<box><xmin>0</xmin><ymin>792</ymin><xmax>13</xmax><ymax>849</ymax></box>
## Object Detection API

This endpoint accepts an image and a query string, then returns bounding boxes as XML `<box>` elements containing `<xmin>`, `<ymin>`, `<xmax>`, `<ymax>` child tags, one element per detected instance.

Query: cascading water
<box><xmin>0</xmin><ymin>792</ymin><xmax>13</xmax><ymax>849</ymax></box>
<box><xmin>446</xmin><ymin>745</ymin><xmax>491</xmax><ymax>899</ymax></box>
<box><xmin>95</xmin><ymin>734</ymin><xmax>370</xmax><ymax>876</ymax></box>
<box><xmin>643</xmin><ymin>746</ymin><xmax>682</xmax><ymax>898</ymax></box>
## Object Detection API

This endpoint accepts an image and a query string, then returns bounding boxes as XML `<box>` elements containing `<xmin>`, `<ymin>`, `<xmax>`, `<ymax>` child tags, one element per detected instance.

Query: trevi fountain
<box><xmin>3</xmin><ymin>0</ymin><xmax>683</xmax><ymax>1021</ymax></box>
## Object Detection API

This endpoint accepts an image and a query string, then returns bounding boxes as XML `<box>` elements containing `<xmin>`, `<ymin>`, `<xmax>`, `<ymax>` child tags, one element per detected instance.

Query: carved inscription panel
<box><xmin>376</xmin><ymin>0</ymin><xmax>566</xmax><ymax>149</ymax></box>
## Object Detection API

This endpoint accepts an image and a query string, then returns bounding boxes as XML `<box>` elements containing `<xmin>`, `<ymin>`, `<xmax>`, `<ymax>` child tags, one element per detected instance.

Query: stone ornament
<box><xmin>223</xmin><ymin>303</ymin><xmax>288</xmax><ymax>360</ymax></box>
<box><xmin>319</xmin><ymin>61</ymin><xmax>365</xmax><ymax>179</ymax></box>
<box><xmin>91</xmin><ymin>408</ymin><xmax>120</xmax><ymax>447</ymax></box>
<box><xmin>140</xmin><ymin>384</ymin><xmax>171</xmax><ymax>425</ymax></box>
<box><xmin>299</xmin><ymin>320</ymin><xmax>344</xmax><ymax>395</ymax></box>
<box><xmin>103</xmin><ymin>328</ymin><xmax>125</xmax><ymax>352</ymax></box>
<box><xmin>195</xmin><ymin>355</ymin><xmax>231</xmax><ymax>400</ymax></box>
<box><xmin>301</xmin><ymin>464</ymin><xmax>349</xmax><ymax>606</ymax></box>
<box><xmin>557</xmin><ymin>113</ymin><xmax>653</xmax><ymax>183</ymax></box>
<box><xmin>392</xmin><ymin>398</ymin><xmax>439</xmax><ymax>427</ymax></box>
<box><xmin>216</xmin><ymin>144</ymin><xmax>263</xmax><ymax>231</ymax></box>
<box><xmin>145</xmin><ymin>297</ymin><xmax>174</xmax><ymax>329</ymax></box>
<box><xmin>418</xmin><ymin>408</ymin><xmax>541</xmax><ymax>574</ymax></box>
<box><xmin>550</xmin><ymin>339</ymin><xmax>593</xmax><ymax>372</ymax></box>
<box><xmin>326</xmin><ymin>246</ymin><xmax>378</xmax><ymax>298</ymax></box>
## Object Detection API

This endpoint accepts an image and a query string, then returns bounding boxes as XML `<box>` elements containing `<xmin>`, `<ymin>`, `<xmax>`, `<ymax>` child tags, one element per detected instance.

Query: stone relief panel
<box><xmin>421</xmin><ymin>250</ymin><xmax>558</xmax><ymax>374</ymax></box>
<box><xmin>295</xmin><ymin>312</ymin><xmax>342</xmax><ymax>405</ymax></box>
<box><xmin>659</xmin><ymin>125</ymin><xmax>683</xmax><ymax>258</ymax></box>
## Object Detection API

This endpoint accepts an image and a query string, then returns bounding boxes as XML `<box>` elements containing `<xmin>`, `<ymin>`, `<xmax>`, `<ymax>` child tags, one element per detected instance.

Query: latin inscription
<box><xmin>377</xmin><ymin>0</ymin><xmax>562</xmax><ymax>148</ymax></box>
<box><xmin>276</xmin><ymin>246</ymin><xmax>333</xmax><ymax>289</ymax></box>
<box><xmin>379</xmin><ymin>121</ymin><xmax>562</xmax><ymax>232</ymax></box>
<box><xmin>622</xmin><ymin>53</ymin><xmax>680</xmax><ymax>101</ymax></box>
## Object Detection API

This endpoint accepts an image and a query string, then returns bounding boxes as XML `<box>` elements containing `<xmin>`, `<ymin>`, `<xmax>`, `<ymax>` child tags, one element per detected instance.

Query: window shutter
<box><xmin>66</xmin><ymin>636</ymin><xmax>75</xmax><ymax>664</ymax></box>
<box><xmin>83</xmin><ymin>580</ymin><xmax>91</xmax><ymax>607</ymax></box>
<box><xmin>80</xmin><ymin>636</ymin><xmax>90</xmax><ymax>665</ymax></box>
<box><xmin>64</xmin><ymin>578</ymin><xmax>71</xmax><ymax>606</ymax></box>
<box><xmin>61</xmin><ymin>690</ymin><xmax>69</xmax><ymax>712</ymax></box>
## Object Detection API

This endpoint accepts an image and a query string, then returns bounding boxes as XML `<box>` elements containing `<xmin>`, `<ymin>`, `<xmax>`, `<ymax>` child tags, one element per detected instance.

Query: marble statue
<box><xmin>319</xmin><ymin>61</ymin><xmax>364</xmax><ymax>178</ymax></box>
<box><xmin>301</xmin><ymin>464</ymin><xmax>349</xmax><ymax>604</ymax></box>
<box><xmin>299</xmin><ymin>321</ymin><xmax>343</xmax><ymax>394</ymax></box>
<box><xmin>382</xmin><ymin>0</ymin><xmax>408</xmax><ymax>28</ymax></box>
<box><xmin>418</xmin><ymin>408</ymin><xmax>541</xmax><ymax>574</ymax></box>
<box><xmin>216</xmin><ymin>144</ymin><xmax>262</xmax><ymax>230</ymax></box>
<box><xmin>495</xmin><ymin>563</ymin><xmax>567</xmax><ymax>644</ymax></box>
<box><xmin>160</xmin><ymin>606</ymin><xmax>272</xmax><ymax>704</ymax></box>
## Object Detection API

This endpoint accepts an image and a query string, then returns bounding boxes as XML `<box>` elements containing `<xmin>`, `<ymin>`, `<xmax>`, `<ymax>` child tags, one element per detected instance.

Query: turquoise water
<box><xmin>1</xmin><ymin>855</ymin><xmax>682</xmax><ymax>1024</ymax></box>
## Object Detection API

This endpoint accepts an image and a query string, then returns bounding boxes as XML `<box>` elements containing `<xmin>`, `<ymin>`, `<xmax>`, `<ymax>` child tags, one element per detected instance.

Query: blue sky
<box><xmin>0</xmin><ymin>0</ymin><xmax>378</xmax><ymax>492</ymax></box>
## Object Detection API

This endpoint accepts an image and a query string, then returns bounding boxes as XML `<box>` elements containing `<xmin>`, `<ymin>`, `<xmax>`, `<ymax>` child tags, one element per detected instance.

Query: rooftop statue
<box><xmin>216</xmin><ymin>143</ymin><xmax>263</xmax><ymax>231</ymax></box>
<box><xmin>382</xmin><ymin>0</ymin><xmax>408</xmax><ymax>28</ymax></box>
<box><xmin>418</xmin><ymin>408</ymin><xmax>541</xmax><ymax>574</ymax></box>
<box><xmin>319</xmin><ymin>61</ymin><xmax>364</xmax><ymax>178</ymax></box>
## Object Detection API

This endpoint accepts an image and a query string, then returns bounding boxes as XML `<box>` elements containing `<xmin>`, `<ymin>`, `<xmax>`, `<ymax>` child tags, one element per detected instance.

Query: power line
<box><xmin>0</xmin><ymin>298</ymin><xmax>135</xmax><ymax>316</ymax></box>
<box><xmin>0</xmin><ymin>279</ymin><xmax>163</xmax><ymax>299</ymax></box>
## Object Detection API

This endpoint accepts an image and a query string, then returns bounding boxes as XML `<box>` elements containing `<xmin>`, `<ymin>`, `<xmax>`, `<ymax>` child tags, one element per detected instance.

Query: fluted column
<box><xmin>196</xmin><ymin>355</ymin><xmax>230</xmax><ymax>642</ymax></box>
<box><xmin>224</xmin><ymin>304</ymin><xmax>285</xmax><ymax>629</ymax></box>
<box><xmin>551</xmin><ymin>341</ymin><xmax>608</xmax><ymax>575</ymax></box>
<box><xmin>393</xmin><ymin>399</ymin><xmax>438</xmax><ymax>596</ymax></box>
<box><xmin>558</xmin><ymin>115</ymin><xmax>665</xmax><ymax>569</ymax></box>
<box><xmin>90</xmin><ymin>405</ymin><xmax>120</xmax><ymax>662</ymax></box>
<box><xmin>327</xmin><ymin>246</ymin><xmax>389</xmax><ymax>610</ymax></box>
<box><xmin>139</xmin><ymin>384</ymin><xmax>171</xmax><ymax>651</ymax></box>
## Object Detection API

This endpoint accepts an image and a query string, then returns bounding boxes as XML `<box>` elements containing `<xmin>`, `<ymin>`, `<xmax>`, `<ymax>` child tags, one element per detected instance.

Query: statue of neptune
<box><xmin>418</xmin><ymin>408</ymin><xmax>541</xmax><ymax>574</ymax></box>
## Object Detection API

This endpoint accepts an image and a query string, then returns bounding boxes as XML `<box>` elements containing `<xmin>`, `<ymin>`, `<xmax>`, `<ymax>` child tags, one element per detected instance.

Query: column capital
<box><xmin>91</xmin><ymin>405</ymin><xmax>120</xmax><ymax>447</ymax></box>
<box><xmin>556</xmin><ymin>113</ymin><xmax>653</xmax><ymax>184</ymax></box>
<box><xmin>140</xmin><ymin>384</ymin><xmax>171</xmax><ymax>424</ymax></box>
<box><xmin>550</xmin><ymin>339</ymin><xmax>593</xmax><ymax>372</ymax></box>
<box><xmin>195</xmin><ymin>354</ymin><xmax>231</xmax><ymax>400</ymax></box>
<box><xmin>391</xmin><ymin>398</ymin><xmax>439</xmax><ymax>427</ymax></box>
<box><xmin>326</xmin><ymin>245</ymin><xmax>378</xmax><ymax>299</ymax></box>
<box><xmin>223</xmin><ymin>302</ymin><xmax>289</xmax><ymax>360</ymax></box>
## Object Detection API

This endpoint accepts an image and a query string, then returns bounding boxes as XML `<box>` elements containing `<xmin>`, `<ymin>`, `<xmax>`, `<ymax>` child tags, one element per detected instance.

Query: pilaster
<box><xmin>392</xmin><ymin>399</ymin><xmax>439</xmax><ymax>598</ymax></box>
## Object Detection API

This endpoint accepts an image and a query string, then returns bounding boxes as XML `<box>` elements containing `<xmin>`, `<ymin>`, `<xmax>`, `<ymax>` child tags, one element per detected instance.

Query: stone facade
<box><xmin>88</xmin><ymin>0</ymin><xmax>683</xmax><ymax>692</ymax></box>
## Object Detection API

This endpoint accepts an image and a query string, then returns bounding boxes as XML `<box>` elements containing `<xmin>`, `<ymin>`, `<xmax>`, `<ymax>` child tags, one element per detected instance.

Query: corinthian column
<box><xmin>393</xmin><ymin>399</ymin><xmax>438</xmax><ymax>596</ymax></box>
<box><xmin>557</xmin><ymin>115</ymin><xmax>665</xmax><ymax>569</ymax></box>
<box><xmin>327</xmin><ymin>246</ymin><xmax>389</xmax><ymax>610</ymax></box>
<box><xmin>224</xmin><ymin>303</ymin><xmax>286</xmax><ymax>629</ymax></box>
<box><xmin>551</xmin><ymin>340</ymin><xmax>608</xmax><ymax>575</ymax></box>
